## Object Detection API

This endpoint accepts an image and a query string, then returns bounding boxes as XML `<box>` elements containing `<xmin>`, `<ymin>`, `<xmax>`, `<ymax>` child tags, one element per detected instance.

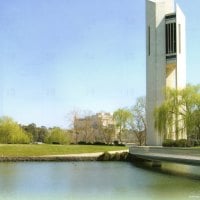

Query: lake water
<box><xmin>0</xmin><ymin>161</ymin><xmax>200</xmax><ymax>200</ymax></box>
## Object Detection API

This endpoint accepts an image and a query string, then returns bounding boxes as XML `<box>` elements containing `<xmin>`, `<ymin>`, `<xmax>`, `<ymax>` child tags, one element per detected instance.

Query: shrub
<box><xmin>193</xmin><ymin>140</ymin><xmax>200</xmax><ymax>147</ymax></box>
<box><xmin>116</xmin><ymin>143</ymin><xmax>126</xmax><ymax>146</ymax></box>
<box><xmin>174</xmin><ymin>139</ymin><xmax>188</xmax><ymax>147</ymax></box>
<box><xmin>113</xmin><ymin>140</ymin><xmax>125</xmax><ymax>146</ymax></box>
<box><xmin>163</xmin><ymin>139</ymin><xmax>194</xmax><ymax>147</ymax></box>
<box><xmin>162</xmin><ymin>139</ymin><xmax>175</xmax><ymax>147</ymax></box>
<box><xmin>77</xmin><ymin>141</ymin><xmax>87</xmax><ymax>145</ymax></box>
<box><xmin>87</xmin><ymin>142</ymin><xmax>92</xmax><ymax>145</ymax></box>
<box><xmin>93</xmin><ymin>141</ymin><xmax>106</xmax><ymax>145</ymax></box>
<box><xmin>188</xmin><ymin>139</ymin><xmax>200</xmax><ymax>147</ymax></box>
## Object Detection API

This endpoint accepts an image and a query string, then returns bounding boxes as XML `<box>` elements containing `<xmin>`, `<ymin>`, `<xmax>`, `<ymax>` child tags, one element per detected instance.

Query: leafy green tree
<box><xmin>22</xmin><ymin>123</ymin><xmax>38</xmax><ymax>142</ymax></box>
<box><xmin>113</xmin><ymin>108</ymin><xmax>132</xmax><ymax>143</ymax></box>
<box><xmin>37</xmin><ymin>126</ymin><xmax>48</xmax><ymax>142</ymax></box>
<box><xmin>0</xmin><ymin>116</ymin><xmax>31</xmax><ymax>144</ymax></box>
<box><xmin>45</xmin><ymin>127</ymin><xmax>70</xmax><ymax>144</ymax></box>
<box><xmin>22</xmin><ymin>124</ymin><xmax>49</xmax><ymax>143</ymax></box>
<box><xmin>180</xmin><ymin>84</ymin><xmax>200</xmax><ymax>139</ymax></box>
<box><xmin>154</xmin><ymin>84</ymin><xmax>200</xmax><ymax>140</ymax></box>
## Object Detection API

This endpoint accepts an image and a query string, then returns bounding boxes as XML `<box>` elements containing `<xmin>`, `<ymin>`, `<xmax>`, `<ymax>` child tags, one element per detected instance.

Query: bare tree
<box><xmin>129</xmin><ymin>97</ymin><xmax>146</xmax><ymax>146</ymax></box>
<box><xmin>102</xmin><ymin>125</ymin><xmax>115</xmax><ymax>144</ymax></box>
<box><xmin>72</xmin><ymin>110</ymin><xmax>95</xmax><ymax>143</ymax></box>
<box><xmin>67</xmin><ymin>109</ymin><xmax>81</xmax><ymax>144</ymax></box>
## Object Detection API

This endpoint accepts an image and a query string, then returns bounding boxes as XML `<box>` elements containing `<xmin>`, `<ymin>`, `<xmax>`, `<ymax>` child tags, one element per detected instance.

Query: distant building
<box><xmin>74</xmin><ymin>112</ymin><xmax>116</xmax><ymax>143</ymax></box>
<box><xmin>93</xmin><ymin>112</ymin><xmax>115</xmax><ymax>127</ymax></box>
<box><xmin>74</xmin><ymin>112</ymin><xmax>115</xmax><ymax>129</ymax></box>
<box><xmin>146</xmin><ymin>0</ymin><xmax>186</xmax><ymax>146</ymax></box>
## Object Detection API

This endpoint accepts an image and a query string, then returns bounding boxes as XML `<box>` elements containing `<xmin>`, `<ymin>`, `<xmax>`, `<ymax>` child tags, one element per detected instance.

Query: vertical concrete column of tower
<box><xmin>146</xmin><ymin>0</ymin><xmax>186</xmax><ymax>146</ymax></box>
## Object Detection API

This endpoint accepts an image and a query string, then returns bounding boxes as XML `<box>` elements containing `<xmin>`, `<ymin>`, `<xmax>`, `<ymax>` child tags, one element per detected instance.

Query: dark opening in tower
<box><xmin>165</xmin><ymin>14</ymin><xmax>176</xmax><ymax>57</ymax></box>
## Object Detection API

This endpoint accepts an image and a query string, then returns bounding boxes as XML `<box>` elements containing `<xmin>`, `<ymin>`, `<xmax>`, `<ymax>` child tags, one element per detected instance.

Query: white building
<box><xmin>146</xmin><ymin>0</ymin><xmax>186</xmax><ymax>146</ymax></box>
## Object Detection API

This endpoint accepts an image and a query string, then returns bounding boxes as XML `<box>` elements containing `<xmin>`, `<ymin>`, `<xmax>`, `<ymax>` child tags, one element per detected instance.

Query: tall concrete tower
<box><xmin>146</xmin><ymin>0</ymin><xmax>186</xmax><ymax>146</ymax></box>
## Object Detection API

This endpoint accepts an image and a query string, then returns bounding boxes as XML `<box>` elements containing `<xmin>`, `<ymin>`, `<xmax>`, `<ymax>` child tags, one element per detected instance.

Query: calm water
<box><xmin>0</xmin><ymin>161</ymin><xmax>200</xmax><ymax>200</ymax></box>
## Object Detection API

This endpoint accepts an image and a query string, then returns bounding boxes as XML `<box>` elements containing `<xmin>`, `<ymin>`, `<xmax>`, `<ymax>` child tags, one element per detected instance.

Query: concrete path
<box><xmin>129</xmin><ymin>146</ymin><xmax>200</xmax><ymax>166</ymax></box>
<box><xmin>44</xmin><ymin>149</ymin><xmax>129</xmax><ymax>157</ymax></box>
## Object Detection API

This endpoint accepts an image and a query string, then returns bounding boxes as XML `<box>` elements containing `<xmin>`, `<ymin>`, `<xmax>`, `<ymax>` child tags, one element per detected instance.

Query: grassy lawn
<box><xmin>0</xmin><ymin>144</ymin><xmax>128</xmax><ymax>157</ymax></box>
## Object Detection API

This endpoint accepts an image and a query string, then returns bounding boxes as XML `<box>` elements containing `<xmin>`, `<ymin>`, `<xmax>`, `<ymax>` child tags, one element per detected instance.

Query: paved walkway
<box><xmin>129</xmin><ymin>146</ymin><xmax>200</xmax><ymax>166</ymax></box>
<box><xmin>44</xmin><ymin>149</ymin><xmax>129</xmax><ymax>157</ymax></box>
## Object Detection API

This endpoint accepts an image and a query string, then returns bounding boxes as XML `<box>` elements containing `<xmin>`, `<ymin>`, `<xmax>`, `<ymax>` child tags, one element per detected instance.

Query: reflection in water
<box><xmin>0</xmin><ymin>162</ymin><xmax>199</xmax><ymax>200</ymax></box>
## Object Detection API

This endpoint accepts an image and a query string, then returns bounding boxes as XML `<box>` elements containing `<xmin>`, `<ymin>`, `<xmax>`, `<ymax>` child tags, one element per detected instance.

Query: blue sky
<box><xmin>0</xmin><ymin>0</ymin><xmax>199</xmax><ymax>128</ymax></box>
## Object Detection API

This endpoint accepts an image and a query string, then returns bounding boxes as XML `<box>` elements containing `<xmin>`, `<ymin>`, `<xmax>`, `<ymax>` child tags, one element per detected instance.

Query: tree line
<box><xmin>0</xmin><ymin>84</ymin><xmax>198</xmax><ymax>146</ymax></box>
<box><xmin>0</xmin><ymin>96</ymin><xmax>146</xmax><ymax>145</ymax></box>
<box><xmin>71</xmin><ymin>96</ymin><xmax>146</xmax><ymax>146</ymax></box>
<box><xmin>0</xmin><ymin>117</ymin><xmax>71</xmax><ymax>144</ymax></box>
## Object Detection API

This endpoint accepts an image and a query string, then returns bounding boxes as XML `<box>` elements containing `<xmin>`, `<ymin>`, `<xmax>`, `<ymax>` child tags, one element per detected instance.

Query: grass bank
<box><xmin>0</xmin><ymin>144</ymin><xmax>128</xmax><ymax>157</ymax></box>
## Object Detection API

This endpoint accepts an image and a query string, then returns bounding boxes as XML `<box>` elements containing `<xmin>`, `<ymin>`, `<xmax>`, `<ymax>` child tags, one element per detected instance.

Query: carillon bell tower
<box><xmin>146</xmin><ymin>0</ymin><xmax>186</xmax><ymax>146</ymax></box>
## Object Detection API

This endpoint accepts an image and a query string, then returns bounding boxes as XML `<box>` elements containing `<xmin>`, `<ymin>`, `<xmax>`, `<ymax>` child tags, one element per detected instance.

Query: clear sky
<box><xmin>0</xmin><ymin>0</ymin><xmax>199</xmax><ymax>128</ymax></box>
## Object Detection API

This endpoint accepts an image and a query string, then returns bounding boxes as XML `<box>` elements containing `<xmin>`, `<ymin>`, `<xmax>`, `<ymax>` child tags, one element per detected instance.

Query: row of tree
<box><xmin>71</xmin><ymin>97</ymin><xmax>146</xmax><ymax>145</ymax></box>
<box><xmin>113</xmin><ymin>97</ymin><xmax>146</xmax><ymax>145</ymax></box>
<box><xmin>0</xmin><ymin>117</ymin><xmax>71</xmax><ymax>144</ymax></box>
<box><xmin>70</xmin><ymin>84</ymin><xmax>199</xmax><ymax>146</ymax></box>
<box><xmin>0</xmin><ymin>84</ymin><xmax>198</xmax><ymax>145</ymax></box>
